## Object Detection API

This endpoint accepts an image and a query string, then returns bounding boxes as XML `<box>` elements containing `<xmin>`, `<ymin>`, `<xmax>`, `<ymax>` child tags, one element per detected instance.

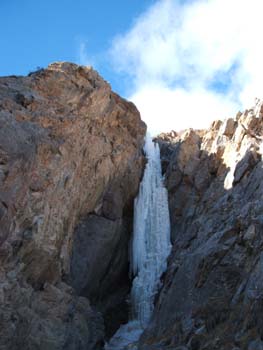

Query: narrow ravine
<box><xmin>105</xmin><ymin>134</ymin><xmax>172</xmax><ymax>350</ymax></box>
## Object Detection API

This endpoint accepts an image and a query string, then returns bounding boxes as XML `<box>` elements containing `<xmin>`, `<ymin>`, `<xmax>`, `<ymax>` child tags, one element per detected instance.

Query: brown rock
<box><xmin>222</xmin><ymin>117</ymin><xmax>237</xmax><ymax>137</ymax></box>
<box><xmin>0</xmin><ymin>62</ymin><xmax>146</xmax><ymax>349</ymax></box>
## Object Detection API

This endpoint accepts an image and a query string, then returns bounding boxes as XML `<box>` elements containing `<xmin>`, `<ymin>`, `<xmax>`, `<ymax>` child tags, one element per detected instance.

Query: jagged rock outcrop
<box><xmin>140</xmin><ymin>101</ymin><xmax>263</xmax><ymax>350</ymax></box>
<box><xmin>0</xmin><ymin>62</ymin><xmax>146</xmax><ymax>350</ymax></box>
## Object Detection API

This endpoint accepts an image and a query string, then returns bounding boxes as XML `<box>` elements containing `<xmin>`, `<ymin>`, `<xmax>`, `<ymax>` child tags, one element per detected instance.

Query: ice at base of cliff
<box><xmin>104</xmin><ymin>321</ymin><xmax>143</xmax><ymax>350</ymax></box>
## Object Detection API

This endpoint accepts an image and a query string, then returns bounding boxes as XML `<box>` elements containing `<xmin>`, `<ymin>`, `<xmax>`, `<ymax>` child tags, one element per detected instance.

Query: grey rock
<box><xmin>248</xmin><ymin>339</ymin><xmax>263</xmax><ymax>350</ymax></box>
<box><xmin>140</xmin><ymin>103</ymin><xmax>263</xmax><ymax>349</ymax></box>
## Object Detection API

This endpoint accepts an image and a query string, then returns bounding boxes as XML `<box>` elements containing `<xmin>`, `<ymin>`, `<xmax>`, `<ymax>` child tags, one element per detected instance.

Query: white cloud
<box><xmin>110</xmin><ymin>0</ymin><xmax>263</xmax><ymax>135</ymax></box>
<box><xmin>78</xmin><ymin>42</ymin><xmax>94</xmax><ymax>67</ymax></box>
<box><xmin>131</xmin><ymin>84</ymin><xmax>239</xmax><ymax>135</ymax></box>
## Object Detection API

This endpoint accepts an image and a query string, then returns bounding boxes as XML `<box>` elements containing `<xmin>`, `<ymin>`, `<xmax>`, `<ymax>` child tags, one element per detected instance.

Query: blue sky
<box><xmin>0</xmin><ymin>0</ymin><xmax>153</xmax><ymax>92</ymax></box>
<box><xmin>1</xmin><ymin>0</ymin><xmax>263</xmax><ymax>134</ymax></box>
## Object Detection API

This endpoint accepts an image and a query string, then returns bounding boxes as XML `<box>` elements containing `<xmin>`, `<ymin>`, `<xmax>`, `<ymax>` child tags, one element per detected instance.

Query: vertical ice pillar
<box><xmin>131</xmin><ymin>133</ymin><xmax>172</xmax><ymax>327</ymax></box>
<box><xmin>105</xmin><ymin>134</ymin><xmax>172</xmax><ymax>350</ymax></box>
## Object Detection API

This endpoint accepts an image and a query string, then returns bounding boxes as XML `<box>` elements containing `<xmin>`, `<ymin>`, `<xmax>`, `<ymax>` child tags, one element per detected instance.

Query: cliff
<box><xmin>139</xmin><ymin>101</ymin><xmax>263</xmax><ymax>350</ymax></box>
<box><xmin>3</xmin><ymin>61</ymin><xmax>263</xmax><ymax>350</ymax></box>
<box><xmin>0</xmin><ymin>62</ymin><xmax>146</xmax><ymax>350</ymax></box>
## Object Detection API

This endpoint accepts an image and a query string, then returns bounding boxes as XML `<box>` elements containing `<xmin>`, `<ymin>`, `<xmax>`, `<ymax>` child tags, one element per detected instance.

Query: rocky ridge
<box><xmin>139</xmin><ymin>100</ymin><xmax>263</xmax><ymax>350</ymax></box>
<box><xmin>0</xmin><ymin>62</ymin><xmax>146</xmax><ymax>350</ymax></box>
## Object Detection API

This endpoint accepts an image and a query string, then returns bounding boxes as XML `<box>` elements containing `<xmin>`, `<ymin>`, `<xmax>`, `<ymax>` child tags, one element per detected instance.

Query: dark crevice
<box><xmin>68</xmin><ymin>212</ymin><xmax>134</xmax><ymax>340</ymax></box>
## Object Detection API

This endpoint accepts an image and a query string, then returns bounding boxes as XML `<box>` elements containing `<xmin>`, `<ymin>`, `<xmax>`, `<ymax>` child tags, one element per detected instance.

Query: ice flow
<box><xmin>105</xmin><ymin>134</ymin><xmax>171</xmax><ymax>349</ymax></box>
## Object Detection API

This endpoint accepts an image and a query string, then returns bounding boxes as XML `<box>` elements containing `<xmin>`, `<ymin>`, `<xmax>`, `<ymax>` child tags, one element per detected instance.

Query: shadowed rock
<box><xmin>0</xmin><ymin>62</ymin><xmax>146</xmax><ymax>350</ymax></box>
<box><xmin>141</xmin><ymin>102</ymin><xmax>263</xmax><ymax>350</ymax></box>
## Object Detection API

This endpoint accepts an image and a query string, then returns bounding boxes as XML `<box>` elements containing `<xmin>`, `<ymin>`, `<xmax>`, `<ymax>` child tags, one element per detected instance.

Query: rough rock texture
<box><xmin>0</xmin><ymin>62</ymin><xmax>146</xmax><ymax>350</ymax></box>
<box><xmin>140</xmin><ymin>101</ymin><xmax>263</xmax><ymax>350</ymax></box>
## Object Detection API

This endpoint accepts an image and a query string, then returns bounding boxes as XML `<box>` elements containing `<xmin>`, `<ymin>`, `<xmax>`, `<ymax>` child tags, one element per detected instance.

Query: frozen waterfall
<box><xmin>105</xmin><ymin>134</ymin><xmax>171</xmax><ymax>350</ymax></box>
<box><xmin>131</xmin><ymin>133</ymin><xmax>172</xmax><ymax>326</ymax></box>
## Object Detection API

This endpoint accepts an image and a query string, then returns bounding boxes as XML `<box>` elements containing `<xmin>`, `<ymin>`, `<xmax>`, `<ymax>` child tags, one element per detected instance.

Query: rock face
<box><xmin>140</xmin><ymin>101</ymin><xmax>263</xmax><ymax>350</ymax></box>
<box><xmin>0</xmin><ymin>62</ymin><xmax>146</xmax><ymax>350</ymax></box>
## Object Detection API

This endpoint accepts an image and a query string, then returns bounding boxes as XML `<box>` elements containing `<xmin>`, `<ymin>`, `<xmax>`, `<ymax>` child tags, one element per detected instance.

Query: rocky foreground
<box><xmin>140</xmin><ymin>102</ymin><xmax>263</xmax><ymax>350</ymax></box>
<box><xmin>0</xmin><ymin>62</ymin><xmax>146</xmax><ymax>350</ymax></box>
